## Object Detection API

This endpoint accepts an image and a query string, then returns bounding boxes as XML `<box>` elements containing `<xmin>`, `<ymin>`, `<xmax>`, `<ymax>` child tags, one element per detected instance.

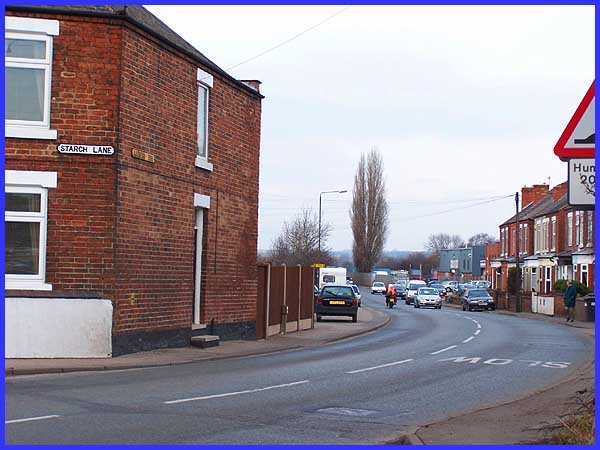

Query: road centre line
<box><xmin>474</xmin><ymin>330</ymin><xmax>481</xmax><ymax>335</ymax></box>
<box><xmin>477</xmin><ymin>323</ymin><xmax>482</xmax><ymax>329</ymax></box>
<box><xmin>164</xmin><ymin>380</ymin><xmax>309</xmax><ymax>404</ymax></box>
<box><xmin>430</xmin><ymin>345</ymin><xmax>458</xmax><ymax>355</ymax></box>
<box><xmin>463</xmin><ymin>336</ymin><xmax>475</xmax><ymax>343</ymax></box>
<box><xmin>347</xmin><ymin>359</ymin><xmax>413</xmax><ymax>374</ymax></box>
<box><xmin>6</xmin><ymin>415</ymin><xmax>61</xmax><ymax>425</ymax></box>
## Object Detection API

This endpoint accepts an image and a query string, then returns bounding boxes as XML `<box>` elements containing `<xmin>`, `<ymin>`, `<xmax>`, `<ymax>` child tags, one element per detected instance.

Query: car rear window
<box><xmin>322</xmin><ymin>286</ymin><xmax>354</xmax><ymax>297</ymax></box>
<box><xmin>374</xmin><ymin>282</ymin><xmax>384</xmax><ymax>287</ymax></box>
<box><xmin>469</xmin><ymin>290</ymin><xmax>490</xmax><ymax>297</ymax></box>
<box><xmin>419</xmin><ymin>288</ymin><xmax>437</xmax><ymax>295</ymax></box>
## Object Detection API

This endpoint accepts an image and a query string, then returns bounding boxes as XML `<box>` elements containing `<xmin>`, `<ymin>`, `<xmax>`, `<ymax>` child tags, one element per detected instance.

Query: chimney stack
<box><xmin>521</xmin><ymin>184</ymin><xmax>549</xmax><ymax>208</ymax></box>
<box><xmin>240</xmin><ymin>80</ymin><xmax>262</xmax><ymax>93</ymax></box>
<box><xmin>551</xmin><ymin>181</ymin><xmax>568</xmax><ymax>201</ymax></box>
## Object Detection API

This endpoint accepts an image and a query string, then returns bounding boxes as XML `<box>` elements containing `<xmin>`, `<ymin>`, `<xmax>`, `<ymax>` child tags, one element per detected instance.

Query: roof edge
<box><xmin>5</xmin><ymin>5</ymin><xmax>264</xmax><ymax>99</ymax></box>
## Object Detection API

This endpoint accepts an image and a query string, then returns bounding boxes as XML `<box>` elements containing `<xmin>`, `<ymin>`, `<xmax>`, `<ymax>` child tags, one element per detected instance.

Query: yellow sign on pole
<box><xmin>312</xmin><ymin>263</ymin><xmax>325</xmax><ymax>268</ymax></box>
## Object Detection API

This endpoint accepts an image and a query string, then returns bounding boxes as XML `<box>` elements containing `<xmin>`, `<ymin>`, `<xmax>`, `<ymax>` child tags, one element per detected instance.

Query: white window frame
<box><xmin>587</xmin><ymin>211</ymin><xmax>593</xmax><ymax>247</ymax></box>
<box><xmin>551</xmin><ymin>216</ymin><xmax>556</xmax><ymax>251</ymax></box>
<box><xmin>545</xmin><ymin>266</ymin><xmax>552</xmax><ymax>293</ymax></box>
<box><xmin>581</xmin><ymin>264</ymin><xmax>588</xmax><ymax>287</ymax></box>
<box><xmin>5</xmin><ymin>170</ymin><xmax>57</xmax><ymax>290</ymax></box>
<box><xmin>195</xmin><ymin>68</ymin><xmax>214</xmax><ymax>172</ymax></box>
<box><xmin>5</xmin><ymin>17</ymin><xmax>59</xmax><ymax>140</ymax></box>
<box><xmin>523</xmin><ymin>223</ymin><xmax>528</xmax><ymax>255</ymax></box>
<box><xmin>567</xmin><ymin>212</ymin><xmax>573</xmax><ymax>247</ymax></box>
<box><xmin>577</xmin><ymin>211</ymin><xmax>584</xmax><ymax>248</ymax></box>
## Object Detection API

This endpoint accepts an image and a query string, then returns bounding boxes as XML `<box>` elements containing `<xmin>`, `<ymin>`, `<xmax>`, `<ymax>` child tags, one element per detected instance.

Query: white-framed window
<box><xmin>523</xmin><ymin>223</ymin><xmax>528</xmax><ymax>255</ymax></box>
<box><xmin>581</xmin><ymin>264</ymin><xmax>588</xmax><ymax>287</ymax></box>
<box><xmin>5</xmin><ymin>170</ymin><xmax>57</xmax><ymax>290</ymax></box>
<box><xmin>567</xmin><ymin>212</ymin><xmax>573</xmax><ymax>247</ymax></box>
<box><xmin>500</xmin><ymin>228</ymin><xmax>505</xmax><ymax>256</ymax></box>
<box><xmin>577</xmin><ymin>211</ymin><xmax>584</xmax><ymax>247</ymax></box>
<box><xmin>545</xmin><ymin>266</ymin><xmax>552</xmax><ymax>293</ymax></box>
<box><xmin>511</xmin><ymin>227</ymin><xmax>516</xmax><ymax>255</ymax></box>
<box><xmin>551</xmin><ymin>216</ymin><xmax>556</xmax><ymax>251</ymax></box>
<box><xmin>587</xmin><ymin>210</ymin><xmax>593</xmax><ymax>247</ymax></box>
<box><xmin>195</xmin><ymin>68</ymin><xmax>214</xmax><ymax>172</ymax></box>
<box><xmin>5</xmin><ymin>16</ymin><xmax>59</xmax><ymax>140</ymax></box>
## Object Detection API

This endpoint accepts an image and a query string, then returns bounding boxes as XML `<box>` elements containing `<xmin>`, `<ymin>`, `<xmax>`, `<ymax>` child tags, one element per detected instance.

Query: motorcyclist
<box><xmin>385</xmin><ymin>284</ymin><xmax>397</xmax><ymax>307</ymax></box>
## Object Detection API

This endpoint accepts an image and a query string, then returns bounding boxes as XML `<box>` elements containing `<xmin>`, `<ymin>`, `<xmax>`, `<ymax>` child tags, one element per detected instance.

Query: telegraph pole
<box><xmin>515</xmin><ymin>192</ymin><xmax>521</xmax><ymax>312</ymax></box>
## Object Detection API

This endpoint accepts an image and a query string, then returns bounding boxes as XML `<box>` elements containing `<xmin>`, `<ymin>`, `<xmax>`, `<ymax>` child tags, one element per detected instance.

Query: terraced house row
<box><xmin>5</xmin><ymin>5</ymin><xmax>263</xmax><ymax>357</ymax></box>
<box><xmin>484</xmin><ymin>182</ymin><xmax>594</xmax><ymax>300</ymax></box>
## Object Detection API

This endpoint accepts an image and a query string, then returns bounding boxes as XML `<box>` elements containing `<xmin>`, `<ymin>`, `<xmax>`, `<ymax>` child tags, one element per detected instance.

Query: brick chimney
<box><xmin>551</xmin><ymin>181</ymin><xmax>568</xmax><ymax>201</ymax></box>
<box><xmin>521</xmin><ymin>184</ymin><xmax>549</xmax><ymax>207</ymax></box>
<box><xmin>240</xmin><ymin>80</ymin><xmax>262</xmax><ymax>93</ymax></box>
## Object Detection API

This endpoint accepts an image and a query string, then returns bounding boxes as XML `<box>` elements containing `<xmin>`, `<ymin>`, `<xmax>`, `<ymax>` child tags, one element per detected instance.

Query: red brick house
<box><xmin>491</xmin><ymin>182</ymin><xmax>594</xmax><ymax>298</ymax></box>
<box><xmin>5</xmin><ymin>5</ymin><xmax>263</xmax><ymax>357</ymax></box>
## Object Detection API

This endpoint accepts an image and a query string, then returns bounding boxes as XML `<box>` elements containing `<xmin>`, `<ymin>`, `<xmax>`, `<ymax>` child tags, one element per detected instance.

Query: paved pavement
<box><xmin>6</xmin><ymin>300</ymin><xmax>595</xmax><ymax>445</ymax></box>
<box><xmin>5</xmin><ymin>305</ymin><xmax>390</xmax><ymax>376</ymax></box>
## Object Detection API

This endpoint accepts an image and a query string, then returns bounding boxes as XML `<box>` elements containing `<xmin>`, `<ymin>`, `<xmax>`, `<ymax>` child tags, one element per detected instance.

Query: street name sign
<box><xmin>58</xmin><ymin>144</ymin><xmax>114</xmax><ymax>155</ymax></box>
<box><xmin>554</xmin><ymin>81</ymin><xmax>595</xmax><ymax>160</ymax></box>
<box><xmin>568</xmin><ymin>158</ymin><xmax>595</xmax><ymax>207</ymax></box>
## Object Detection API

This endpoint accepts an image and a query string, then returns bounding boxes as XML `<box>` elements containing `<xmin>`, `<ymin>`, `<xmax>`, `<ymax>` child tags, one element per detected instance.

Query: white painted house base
<box><xmin>5</xmin><ymin>298</ymin><xmax>113</xmax><ymax>358</ymax></box>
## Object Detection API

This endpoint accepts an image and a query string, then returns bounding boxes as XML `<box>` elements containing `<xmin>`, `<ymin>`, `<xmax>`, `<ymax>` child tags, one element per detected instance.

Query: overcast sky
<box><xmin>146</xmin><ymin>5</ymin><xmax>594</xmax><ymax>252</ymax></box>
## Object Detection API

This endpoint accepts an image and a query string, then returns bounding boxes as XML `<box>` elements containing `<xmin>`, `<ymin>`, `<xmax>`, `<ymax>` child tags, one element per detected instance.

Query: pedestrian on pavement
<box><xmin>563</xmin><ymin>279</ymin><xmax>577</xmax><ymax>323</ymax></box>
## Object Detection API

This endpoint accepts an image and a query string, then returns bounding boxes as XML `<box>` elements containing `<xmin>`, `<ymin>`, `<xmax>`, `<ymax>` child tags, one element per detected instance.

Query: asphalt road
<box><xmin>5</xmin><ymin>291</ymin><xmax>592</xmax><ymax>444</ymax></box>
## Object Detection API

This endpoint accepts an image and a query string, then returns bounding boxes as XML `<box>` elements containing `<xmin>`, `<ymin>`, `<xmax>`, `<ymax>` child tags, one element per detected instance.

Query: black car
<box><xmin>316</xmin><ymin>285</ymin><xmax>359</xmax><ymax>322</ymax></box>
<box><xmin>392</xmin><ymin>283</ymin><xmax>407</xmax><ymax>299</ymax></box>
<box><xmin>462</xmin><ymin>289</ymin><xmax>495</xmax><ymax>311</ymax></box>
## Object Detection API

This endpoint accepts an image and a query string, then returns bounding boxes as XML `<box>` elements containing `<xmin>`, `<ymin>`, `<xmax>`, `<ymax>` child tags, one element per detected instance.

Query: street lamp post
<box><xmin>318</xmin><ymin>190</ymin><xmax>347</xmax><ymax>253</ymax></box>
<box><xmin>515</xmin><ymin>191</ymin><xmax>521</xmax><ymax>312</ymax></box>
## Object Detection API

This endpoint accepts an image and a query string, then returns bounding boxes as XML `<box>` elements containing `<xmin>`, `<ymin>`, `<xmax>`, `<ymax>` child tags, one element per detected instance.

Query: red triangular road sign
<box><xmin>554</xmin><ymin>81</ymin><xmax>595</xmax><ymax>160</ymax></box>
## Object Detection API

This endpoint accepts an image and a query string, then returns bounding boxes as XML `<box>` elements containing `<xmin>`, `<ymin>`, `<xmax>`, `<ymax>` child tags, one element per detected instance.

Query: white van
<box><xmin>318</xmin><ymin>267</ymin><xmax>347</xmax><ymax>289</ymax></box>
<box><xmin>406</xmin><ymin>280</ymin><xmax>427</xmax><ymax>305</ymax></box>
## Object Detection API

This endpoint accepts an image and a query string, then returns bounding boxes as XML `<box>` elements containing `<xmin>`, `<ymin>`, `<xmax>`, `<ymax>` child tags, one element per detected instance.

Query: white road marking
<box><xmin>430</xmin><ymin>345</ymin><xmax>458</xmax><ymax>355</ymax></box>
<box><xmin>164</xmin><ymin>380</ymin><xmax>310</xmax><ymax>404</ymax></box>
<box><xmin>477</xmin><ymin>323</ymin><xmax>482</xmax><ymax>329</ymax></box>
<box><xmin>6</xmin><ymin>415</ymin><xmax>61</xmax><ymax>425</ymax></box>
<box><xmin>463</xmin><ymin>336</ymin><xmax>474</xmax><ymax>343</ymax></box>
<box><xmin>347</xmin><ymin>359</ymin><xmax>413</xmax><ymax>374</ymax></box>
<box><xmin>474</xmin><ymin>330</ymin><xmax>481</xmax><ymax>335</ymax></box>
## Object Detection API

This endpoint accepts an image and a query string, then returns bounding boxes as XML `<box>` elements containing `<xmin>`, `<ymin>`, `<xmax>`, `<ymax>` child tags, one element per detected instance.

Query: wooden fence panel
<box><xmin>269</xmin><ymin>266</ymin><xmax>285</xmax><ymax>327</ymax></box>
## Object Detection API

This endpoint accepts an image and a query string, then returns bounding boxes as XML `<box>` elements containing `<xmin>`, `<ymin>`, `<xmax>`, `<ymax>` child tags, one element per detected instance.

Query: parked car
<box><xmin>316</xmin><ymin>285</ymin><xmax>359</xmax><ymax>322</ymax></box>
<box><xmin>443</xmin><ymin>280</ymin><xmax>458</xmax><ymax>292</ymax></box>
<box><xmin>405</xmin><ymin>280</ymin><xmax>427</xmax><ymax>305</ymax></box>
<box><xmin>415</xmin><ymin>287</ymin><xmax>443</xmax><ymax>309</ymax></box>
<box><xmin>346</xmin><ymin>276</ymin><xmax>354</xmax><ymax>285</ymax></box>
<box><xmin>392</xmin><ymin>284</ymin><xmax>407</xmax><ymax>299</ymax></box>
<box><xmin>472</xmin><ymin>280</ymin><xmax>491</xmax><ymax>289</ymax></box>
<box><xmin>371</xmin><ymin>282</ymin><xmax>386</xmax><ymax>295</ymax></box>
<box><xmin>462</xmin><ymin>289</ymin><xmax>495</xmax><ymax>311</ymax></box>
<box><xmin>350</xmin><ymin>284</ymin><xmax>362</xmax><ymax>307</ymax></box>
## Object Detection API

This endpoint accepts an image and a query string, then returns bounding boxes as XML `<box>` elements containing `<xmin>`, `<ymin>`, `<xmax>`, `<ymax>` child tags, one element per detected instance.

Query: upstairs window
<box><xmin>551</xmin><ymin>216</ymin><xmax>556</xmax><ymax>251</ymax></box>
<box><xmin>195</xmin><ymin>67</ymin><xmax>214</xmax><ymax>171</ymax></box>
<box><xmin>587</xmin><ymin>211</ymin><xmax>593</xmax><ymax>246</ymax></box>
<box><xmin>567</xmin><ymin>212</ymin><xmax>573</xmax><ymax>247</ymax></box>
<box><xmin>5</xmin><ymin>16</ymin><xmax>59</xmax><ymax>139</ymax></box>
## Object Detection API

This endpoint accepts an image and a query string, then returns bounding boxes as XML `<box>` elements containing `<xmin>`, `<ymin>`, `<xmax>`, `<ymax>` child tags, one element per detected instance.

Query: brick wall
<box><xmin>5</xmin><ymin>13</ymin><xmax>121</xmax><ymax>297</ymax></box>
<box><xmin>521</xmin><ymin>184</ymin><xmax>549</xmax><ymax>208</ymax></box>
<box><xmin>6</xmin><ymin>11</ymin><xmax>263</xmax><ymax>353</ymax></box>
<box><xmin>114</xmin><ymin>24</ymin><xmax>262</xmax><ymax>338</ymax></box>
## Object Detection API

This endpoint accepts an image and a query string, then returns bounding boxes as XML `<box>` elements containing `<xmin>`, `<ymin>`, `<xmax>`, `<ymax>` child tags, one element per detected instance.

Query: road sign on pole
<box><xmin>568</xmin><ymin>158</ymin><xmax>595</xmax><ymax>207</ymax></box>
<box><xmin>554</xmin><ymin>81</ymin><xmax>595</xmax><ymax>160</ymax></box>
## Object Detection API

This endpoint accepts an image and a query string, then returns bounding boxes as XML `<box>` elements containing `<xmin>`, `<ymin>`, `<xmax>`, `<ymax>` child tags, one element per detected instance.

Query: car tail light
<box><xmin>352</xmin><ymin>299</ymin><xmax>357</xmax><ymax>306</ymax></box>
<box><xmin>317</xmin><ymin>297</ymin><xmax>323</xmax><ymax>305</ymax></box>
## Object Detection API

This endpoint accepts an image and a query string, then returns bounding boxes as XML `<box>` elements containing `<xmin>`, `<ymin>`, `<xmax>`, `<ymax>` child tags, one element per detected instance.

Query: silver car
<box><xmin>415</xmin><ymin>287</ymin><xmax>443</xmax><ymax>309</ymax></box>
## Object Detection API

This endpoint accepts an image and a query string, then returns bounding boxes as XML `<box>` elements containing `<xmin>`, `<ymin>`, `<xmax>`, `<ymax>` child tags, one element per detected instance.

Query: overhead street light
<box><xmin>318</xmin><ymin>190</ymin><xmax>347</xmax><ymax>252</ymax></box>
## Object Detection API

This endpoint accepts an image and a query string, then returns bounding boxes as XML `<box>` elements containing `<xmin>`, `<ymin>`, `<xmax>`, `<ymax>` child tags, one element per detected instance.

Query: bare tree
<box><xmin>467</xmin><ymin>232</ymin><xmax>497</xmax><ymax>247</ymax></box>
<box><xmin>350</xmin><ymin>148</ymin><xmax>389</xmax><ymax>272</ymax></box>
<box><xmin>269</xmin><ymin>208</ymin><xmax>334</xmax><ymax>266</ymax></box>
<box><xmin>426</xmin><ymin>233</ymin><xmax>465</xmax><ymax>257</ymax></box>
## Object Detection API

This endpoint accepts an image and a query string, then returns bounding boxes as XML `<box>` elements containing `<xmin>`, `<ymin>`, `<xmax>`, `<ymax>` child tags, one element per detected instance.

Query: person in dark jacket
<box><xmin>563</xmin><ymin>280</ymin><xmax>577</xmax><ymax>322</ymax></box>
